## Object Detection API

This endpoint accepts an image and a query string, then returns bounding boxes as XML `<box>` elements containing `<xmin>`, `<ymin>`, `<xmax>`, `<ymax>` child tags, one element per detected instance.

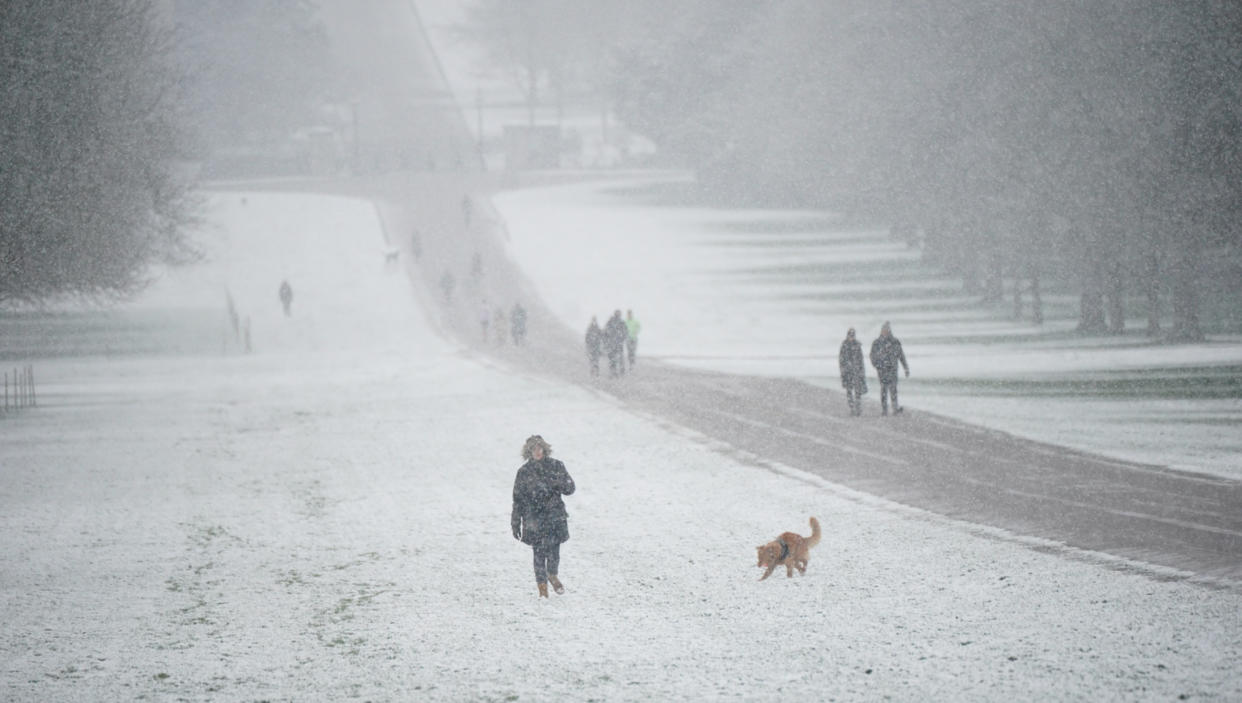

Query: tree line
<box><xmin>463</xmin><ymin>0</ymin><xmax>1242</xmax><ymax>339</ymax></box>
<box><xmin>0</xmin><ymin>0</ymin><xmax>330</xmax><ymax>306</ymax></box>
<box><xmin>0</xmin><ymin>0</ymin><xmax>196</xmax><ymax>305</ymax></box>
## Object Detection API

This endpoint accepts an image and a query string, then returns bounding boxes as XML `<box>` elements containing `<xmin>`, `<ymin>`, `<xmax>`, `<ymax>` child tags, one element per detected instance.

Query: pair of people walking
<box><xmin>585</xmin><ymin>309</ymin><xmax>640</xmax><ymax>378</ymax></box>
<box><xmin>839</xmin><ymin>321</ymin><xmax>909</xmax><ymax>416</ymax></box>
<box><xmin>479</xmin><ymin>300</ymin><xmax>528</xmax><ymax>346</ymax></box>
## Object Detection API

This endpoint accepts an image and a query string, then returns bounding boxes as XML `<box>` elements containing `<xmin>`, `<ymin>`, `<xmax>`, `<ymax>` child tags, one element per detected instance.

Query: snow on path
<box><xmin>2</xmin><ymin>191</ymin><xmax>1240</xmax><ymax>700</ymax></box>
<box><xmin>493</xmin><ymin>176</ymin><xmax>1242</xmax><ymax>479</ymax></box>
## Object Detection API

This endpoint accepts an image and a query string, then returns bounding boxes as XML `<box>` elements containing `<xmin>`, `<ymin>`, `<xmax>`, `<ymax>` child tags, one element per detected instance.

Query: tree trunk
<box><xmin>1079</xmin><ymin>288</ymin><xmax>1107</xmax><ymax>334</ymax></box>
<box><xmin>1012</xmin><ymin>276</ymin><xmax>1024</xmax><ymax>319</ymax></box>
<box><xmin>1169</xmin><ymin>241</ymin><xmax>1204</xmax><ymax>342</ymax></box>
<box><xmin>983</xmin><ymin>246</ymin><xmax>1004</xmax><ymax>304</ymax></box>
<box><xmin>1031</xmin><ymin>270</ymin><xmax>1044</xmax><ymax>325</ymax></box>
<box><xmin>1144</xmin><ymin>251</ymin><xmax>1161</xmax><ymax>337</ymax></box>
<box><xmin>1077</xmin><ymin>238</ymin><xmax>1108</xmax><ymax>334</ymax></box>
<box><xmin>1105</xmin><ymin>261</ymin><xmax>1125</xmax><ymax>334</ymax></box>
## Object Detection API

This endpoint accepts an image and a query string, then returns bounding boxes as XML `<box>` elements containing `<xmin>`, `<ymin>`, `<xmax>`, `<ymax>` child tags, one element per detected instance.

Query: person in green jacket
<box><xmin>625</xmin><ymin>309</ymin><xmax>642</xmax><ymax>368</ymax></box>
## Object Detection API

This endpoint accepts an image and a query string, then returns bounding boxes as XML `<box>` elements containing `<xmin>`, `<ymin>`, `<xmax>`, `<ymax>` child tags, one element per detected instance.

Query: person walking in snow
<box><xmin>510</xmin><ymin>302</ymin><xmax>527</xmax><ymax>346</ymax></box>
<box><xmin>869</xmin><ymin>321</ymin><xmax>909</xmax><ymax>416</ymax></box>
<box><xmin>839</xmin><ymin>327</ymin><xmax>867</xmax><ymax>416</ymax></box>
<box><xmin>625</xmin><ymin>309</ymin><xmax>642</xmax><ymax>369</ymax></box>
<box><xmin>478</xmin><ymin>300</ymin><xmax>490</xmax><ymax>342</ymax></box>
<box><xmin>604</xmin><ymin>309</ymin><xmax>628</xmax><ymax>378</ymax></box>
<box><xmin>278</xmin><ymin>279</ymin><xmax>293</xmax><ymax>316</ymax></box>
<box><xmin>493</xmin><ymin>306</ymin><xmax>507</xmax><ymax>346</ymax></box>
<box><xmin>584</xmin><ymin>316</ymin><xmax>603</xmax><ymax>377</ymax></box>
<box><xmin>439</xmin><ymin>271</ymin><xmax>455</xmax><ymax>303</ymax></box>
<box><xmin>511</xmin><ymin>435</ymin><xmax>576</xmax><ymax>598</ymax></box>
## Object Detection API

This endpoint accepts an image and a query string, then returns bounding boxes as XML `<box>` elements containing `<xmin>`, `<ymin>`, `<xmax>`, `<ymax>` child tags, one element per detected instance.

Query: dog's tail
<box><xmin>807</xmin><ymin>517</ymin><xmax>821</xmax><ymax>548</ymax></box>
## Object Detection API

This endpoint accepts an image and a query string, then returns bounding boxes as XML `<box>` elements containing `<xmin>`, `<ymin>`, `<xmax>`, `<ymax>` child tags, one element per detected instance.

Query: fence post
<box><xmin>29</xmin><ymin>365</ymin><xmax>36</xmax><ymax>407</ymax></box>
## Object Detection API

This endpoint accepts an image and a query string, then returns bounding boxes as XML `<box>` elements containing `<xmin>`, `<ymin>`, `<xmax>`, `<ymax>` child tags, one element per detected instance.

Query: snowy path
<box><xmin>2</xmin><ymin>190</ymin><xmax>1241</xmax><ymax>700</ymax></box>
<box><xmin>386</xmin><ymin>174</ymin><xmax>1242</xmax><ymax>585</ymax></box>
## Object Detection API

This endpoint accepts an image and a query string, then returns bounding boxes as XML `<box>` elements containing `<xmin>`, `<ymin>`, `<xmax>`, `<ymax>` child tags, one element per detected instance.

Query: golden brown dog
<box><xmin>756</xmin><ymin>517</ymin><xmax>821</xmax><ymax>580</ymax></box>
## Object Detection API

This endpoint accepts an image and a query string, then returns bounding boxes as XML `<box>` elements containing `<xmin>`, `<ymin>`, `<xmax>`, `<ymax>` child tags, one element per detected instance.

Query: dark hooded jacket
<box><xmin>869</xmin><ymin>334</ymin><xmax>908</xmax><ymax>384</ymax></box>
<box><xmin>604</xmin><ymin>313</ymin><xmax>628</xmax><ymax>356</ymax></box>
<box><xmin>511</xmin><ymin>458</ymin><xmax>576</xmax><ymax>545</ymax></box>
<box><xmin>585</xmin><ymin>320</ymin><xmax>602</xmax><ymax>359</ymax></box>
<box><xmin>839</xmin><ymin>337</ymin><xmax>867</xmax><ymax>393</ymax></box>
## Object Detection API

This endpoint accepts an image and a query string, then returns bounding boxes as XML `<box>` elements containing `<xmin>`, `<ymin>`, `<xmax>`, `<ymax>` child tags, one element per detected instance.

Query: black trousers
<box><xmin>532</xmin><ymin>541</ymin><xmax>561</xmax><ymax>583</ymax></box>
<box><xmin>879</xmin><ymin>380</ymin><xmax>899</xmax><ymax>414</ymax></box>
<box><xmin>845</xmin><ymin>386</ymin><xmax>863</xmax><ymax>415</ymax></box>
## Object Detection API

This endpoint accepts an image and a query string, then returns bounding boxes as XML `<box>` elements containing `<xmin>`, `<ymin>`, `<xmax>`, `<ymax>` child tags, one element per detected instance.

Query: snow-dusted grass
<box><xmin>494</xmin><ymin>176</ymin><xmax>1242</xmax><ymax>479</ymax></box>
<box><xmin>2</xmin><ymin>190</ymin><xmax>1240</xmax><ymax>700</ymax></box>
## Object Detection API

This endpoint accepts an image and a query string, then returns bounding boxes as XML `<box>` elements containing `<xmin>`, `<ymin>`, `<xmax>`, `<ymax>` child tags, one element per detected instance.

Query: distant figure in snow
<box><xmin>511</xmin><ymin>434</ymin><xmax>576</xmax><ymax>598</ymax></box>
<box><xmin>479</xmin><ymin>300</ymin><xmax>490</xmax><ymax>342</ymax></box>
<box><xmin>584</xmin><ymin>316</ymin><xmax>603</xmax><ymax>377</ymax></box>
<box><xmin>439</xmin><ymin>271</ymin><xmax>455</xmax><ymax>303</ymax></box>
<box><xmin>410</xmin><ymin>228</ymin><xmax>422</xmax><ymax>260</ymax></box>
<box><xmin>869</xmin><ymin>321</ymin><xmax>909</xmax><ymax>416</ymax></box>
<box><xmin>470</xmin><ymin>252</ymin><xmax>483</xmax><ymax>282</ymax></box>
<box><xmin>838</xmin><ymin>327</ymin><xmax>867</xmax><ymax>416</ymax></box>
<box><xmin>278</xmin><ymin>280</ymin><xmax>293</xmax><ymax>316</ymax></box>
<box><xmin>511</xmin><ymin>303</ymin><xmax>528</xmax><ymax>346</ymax></box>
<box><xmin>604</xmin><ymin>309</ymin><xmax>628</xmax><ymax>378</ymax></box>
<box><xmin>625</xmin><ymin>309</ymin><xmax>642</xmax><ymax>368</ymax></box>
<box><xmin>226</xmin><ymin>291</ymin><xmax>240</xmax><ymax>340</ymax></box>
<box><xmin>493</xmin><ymin>307</ymin><xmax>507</xmax><ymax>346</ymax></box>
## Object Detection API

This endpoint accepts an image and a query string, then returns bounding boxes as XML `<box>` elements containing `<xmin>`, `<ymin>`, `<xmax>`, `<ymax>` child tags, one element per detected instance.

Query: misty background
<box><xmin>1</xmin><ymin>0</ymin><xmax>1240</xmax><ymax>339</ymax></box>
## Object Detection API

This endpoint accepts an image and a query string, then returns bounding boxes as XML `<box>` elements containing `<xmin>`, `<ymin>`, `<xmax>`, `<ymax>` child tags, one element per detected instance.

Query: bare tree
<box><xmin>0</xmin><ymin>0</ymin><xmax>198</xmax><ymax>305</ymax></box>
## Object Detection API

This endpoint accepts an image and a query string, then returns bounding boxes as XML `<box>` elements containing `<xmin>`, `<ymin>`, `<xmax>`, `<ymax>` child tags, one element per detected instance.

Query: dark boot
<box><xmin>537</xmin><ymin>582</ymin><xmax>548</xmax><ymax>598</ymax></box>
<box><xmin>548</xmin><ymin>574</ymin><xmax>564</xmax><ymax>595</ymax></box>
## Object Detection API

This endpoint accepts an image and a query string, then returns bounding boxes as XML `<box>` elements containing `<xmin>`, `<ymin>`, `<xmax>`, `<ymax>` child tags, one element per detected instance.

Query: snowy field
<box><xmin>494</xmin><ymin>176</ymin><xmax>1242</xmax><ymax>479</ymax></box>
<box><xmin>2</xmin><ymin>190</ymin><xmax>1241</xmax><ymax>700</ymax></box>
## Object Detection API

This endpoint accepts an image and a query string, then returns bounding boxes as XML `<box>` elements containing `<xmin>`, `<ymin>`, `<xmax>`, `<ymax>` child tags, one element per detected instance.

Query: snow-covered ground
<box><xmin>494</xmin><ymin>175</ymin><xmax>1242</xmax><ymax>480</ymax></box>
<box><xmin>3</xmin><ymin>190</ymin><xmax>1240</xmax><ymax>700</ymax></box>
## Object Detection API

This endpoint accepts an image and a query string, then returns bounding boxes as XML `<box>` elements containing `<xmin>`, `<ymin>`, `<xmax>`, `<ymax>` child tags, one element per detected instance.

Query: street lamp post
<box><xmin>350</xmin><ymin>99</ymin><xmax>360</xmax><ymax>172</ymax></box>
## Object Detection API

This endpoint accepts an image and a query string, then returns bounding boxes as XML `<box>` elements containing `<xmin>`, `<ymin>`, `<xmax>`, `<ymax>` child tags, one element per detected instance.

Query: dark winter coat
<box><xmin>604</xmin><ymin>314</ymin><xmax>627</xmax><ymax>355</ymax></box>
<box><xmin>585</xmin><ymin>321</ymin><xmax>602</xmax><ymax>358</ymax></box>
<box><xmin>869</xmin><ymin>334</ymin><xmax>908</xmax><ymax>384</ymax></box>
<box><xmin>511</xmin><ymin>458</ymin><xmax>576</xmax><ymax>546</ymax></box>
<box><xmin>511</xmin><ymin>304</ymin><xmax>527</xmax><ymax>340</ymax></box>
<box><xmin>839</xmin><ymin>338</ymin><xmax>867</xmax><ymax>393</ymax></box>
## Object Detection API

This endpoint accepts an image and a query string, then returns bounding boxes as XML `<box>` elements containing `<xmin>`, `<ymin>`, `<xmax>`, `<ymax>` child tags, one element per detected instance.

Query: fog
<box><xmin>172</xmin><ymin>0</ymin><xmax>1240</xmax><ymax>340</ymax></box>
<box><xmin>1</xmin><ymin>1</ymin><xmax>1241</xmax><ymax>699</ymax></box>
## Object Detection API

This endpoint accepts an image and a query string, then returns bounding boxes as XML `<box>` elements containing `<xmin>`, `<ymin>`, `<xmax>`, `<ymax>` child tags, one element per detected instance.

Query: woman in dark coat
<box><xmin>584</xmin><ymin>316</ymin><xmax>603</xmax><ymax>377</ymax></box>
<box><xmin>511</xmin><ymin>435</ymin><xmax>576</xmax><ymax>597</ymax></box>
<box><xmin>838</xmin><ymin>327</ymin><xmax>867</xmax><ymax>416</ymax></box>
